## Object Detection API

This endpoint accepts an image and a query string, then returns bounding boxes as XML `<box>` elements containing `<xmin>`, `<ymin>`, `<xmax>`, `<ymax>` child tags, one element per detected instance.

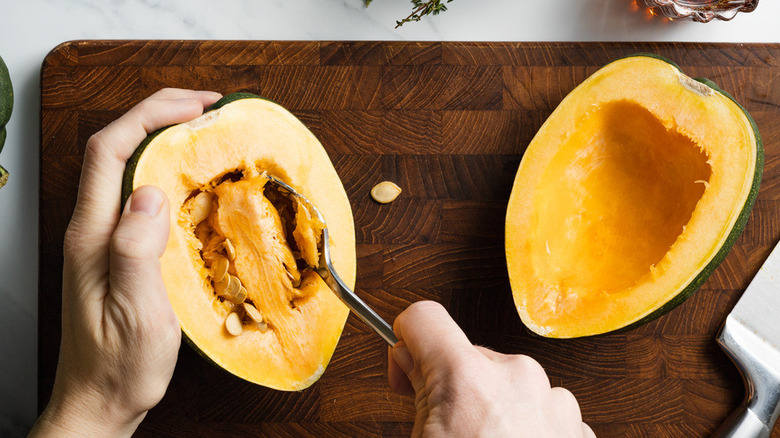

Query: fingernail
<box><xmin>391</xmin><ymin>346</ymin><xmax>415</xmax><ymax>375</ymax></box>
<box><xmin>129</xmin><ymin>186</ymin><xmax>164</xmax><ymax>216</ymax></box>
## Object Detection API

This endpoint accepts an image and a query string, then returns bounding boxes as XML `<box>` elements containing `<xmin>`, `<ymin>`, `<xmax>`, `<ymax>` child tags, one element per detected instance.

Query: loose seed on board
<box><xmin>243</xmin><ymin>302</ymin><xmax>264</xmax><ymax>323</ymax></box>
<box><xmin>212</xmin><ymin>257</ymin><xmax>229</xmax><ymax>283</ymax></box>
<box><xmin>189</xmin><ymin>191</ymin><xmax>214</xmax><ymax>224</ymax></box>
<box><xmin>224</xmin><ymin>238</ymin><xmax>236</xmax><ymax>261</ymax></box>
<box><xmin>370</xmin><ymin>181</ymin><xmax>402</xmax><ymax>204</ymax></box>
<box><xmin>225</xmin><ymin>312</ymin><xmax>243</xmax><ymax>336</ymax></box>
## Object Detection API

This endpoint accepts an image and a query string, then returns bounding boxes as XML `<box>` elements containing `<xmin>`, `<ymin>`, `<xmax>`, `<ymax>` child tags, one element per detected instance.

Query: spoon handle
<box><xmin>317</xmin><ymin>228</ymin><xmax>398</xmax><ymax>345</ymax></box>
<box><xmin>325</xmin><ymin>266</ymin><xmax>399</xmax><ymax>346</ymax></box>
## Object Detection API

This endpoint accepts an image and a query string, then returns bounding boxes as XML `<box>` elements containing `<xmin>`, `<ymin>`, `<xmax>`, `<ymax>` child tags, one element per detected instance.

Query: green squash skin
<box><xmin>120</xmin><ymin>128</ymin><xmax>166</xmax><ymax>209</ymax></box>
<box><xmin>0</xmin><ymin>54</ymin><xmax>13</xmax><ymax>128</ymax></box>
<box><xmin>207</xmin><ymin>92</ymin><xmax>275</xmax><ymax>111</ymax></box>
<box><xmin>180</xmin><ymin>330</ymin><xmax>239</xmax><ymax>380</ymax></box>
<box><xmin>120</xmin><ymin>92</ymin><xmax>268</xmax><ymax>208</ymax></box>
<box><xmin>0</xmin><ymin>127</ymin><xmax>6</xmax><ymax>153</ymax></box>
<box><xmin>603</xmin><ymin>55</ymin><xmax>764</xmax><ymax>335</ymax></box>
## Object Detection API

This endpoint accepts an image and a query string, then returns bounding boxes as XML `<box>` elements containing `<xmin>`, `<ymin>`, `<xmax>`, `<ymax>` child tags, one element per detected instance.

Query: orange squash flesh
<box><xmin>506</xmin><ymin>56</ymin><xmax>760</xmax><ymax>338</ymax></box>
<box><xmin>207</xmin><ymin>172</ymin><xmax>343</xmax><ymax>387</ymax></box>
<box><xmin>127</xmin><ymin>96</ymin><xmax>354</xmax><ymax>390</ymax></box>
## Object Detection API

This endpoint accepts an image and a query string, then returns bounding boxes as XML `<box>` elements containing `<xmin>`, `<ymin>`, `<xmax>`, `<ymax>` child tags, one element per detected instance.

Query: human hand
<box><xmin>30</xmin><ymin>89</ymin><xmax>222</xmax><ymax>437</ymax></box>
<box><xmin>388</xmin><ymin>301</ymin><xmax>596</xmax><ymax>438</ymax></box>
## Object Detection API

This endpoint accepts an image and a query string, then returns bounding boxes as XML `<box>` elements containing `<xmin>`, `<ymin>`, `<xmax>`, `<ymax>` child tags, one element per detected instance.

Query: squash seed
<box><xmin>224</xmin><ymin>275</ymin><xmax>242</xmax><ymax>301</ymax></box>
<box><xmin>225</xmin><ymin>312</ymin><xmax>243</xmax><ymax>336</ymax></box>
<box><xmin>257</xmin><ymin>321</ymin><xmax>269</xmax><ymax>333</ymax></box>
<box><xmin>212</xmin><ymin>257</ymin><xmax>229</xmax><ymax>283</ymax></box>
<box><xmin>370</xmin><ymin>181</ymin><xmax>402</xmax><ymax>204</ymax></box>
<box><xmin>189</xmin><ymin>191</ymin><xmax>214</xmax><ymax>225</ymax></box>
<box><xmin>243</xmin><ymin>302</ymin><xmax>264</xmax><ymax>323</ymax></box>
<box><xmin>223</xmin><ymin>238</ymin><xmax>236</xmax><ymax>261</ymax></box>
<box><xmin>214</xmin><ymin>276</ymin><xmax>230</xmax><ymax>296</ymax></box>
<box><xmin>234</xmin><ymin>285</ymin><xmax>248</xmax><ymax>303</ymax></box>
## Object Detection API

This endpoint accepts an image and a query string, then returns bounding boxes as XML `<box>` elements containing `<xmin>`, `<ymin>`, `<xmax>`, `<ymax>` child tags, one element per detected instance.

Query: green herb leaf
<box><xmin>364</xmin><ymin>0</ymin><xmax>453</xmax><ymax>28</ymax></box>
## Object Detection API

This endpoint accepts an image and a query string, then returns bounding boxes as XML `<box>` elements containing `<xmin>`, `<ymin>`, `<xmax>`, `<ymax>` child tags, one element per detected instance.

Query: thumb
<box><xmin>109</xmin><ymin>185</ymin><xmax>171</xmax><ymax>307</ymax></box>
<box><xmin>389</xmin><ymin>301</ymin><xmax>476</xmax><ymax>394</ymax></box>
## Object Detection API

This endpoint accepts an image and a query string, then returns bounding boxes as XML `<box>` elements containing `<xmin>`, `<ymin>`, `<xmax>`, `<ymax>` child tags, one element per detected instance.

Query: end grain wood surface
<box><xmin>39</xmin><ymin>40</ymin><xmax>780</xmax><ymax>437</ymax></box>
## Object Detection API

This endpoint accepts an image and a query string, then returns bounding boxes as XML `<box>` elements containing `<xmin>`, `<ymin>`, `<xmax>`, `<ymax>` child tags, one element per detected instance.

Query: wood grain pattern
<box><xmin>39</xmin><ymin>41</ymin><xmax>780</xmax><ymax>437</ymax></box>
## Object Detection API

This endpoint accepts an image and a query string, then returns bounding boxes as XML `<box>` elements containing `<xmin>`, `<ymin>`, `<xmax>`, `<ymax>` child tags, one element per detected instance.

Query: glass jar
<box><xmin>638</xmin><ymin>0</ymin><xmax>759</xmax><ymax>22</ymax></box>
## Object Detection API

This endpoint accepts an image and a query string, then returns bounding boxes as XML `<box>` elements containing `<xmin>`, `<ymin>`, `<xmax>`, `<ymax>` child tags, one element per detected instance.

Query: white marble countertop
<box><xmin>1</xmin><ymin>0</ymin><xmax>779</xmax><ymax>435</ymax></box>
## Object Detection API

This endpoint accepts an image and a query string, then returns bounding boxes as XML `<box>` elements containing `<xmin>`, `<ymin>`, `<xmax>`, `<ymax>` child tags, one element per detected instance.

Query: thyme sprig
<box><xmin>364</xmin><ymin>0</ymin><xmax>454</xmax><ymax>28</ymax></box>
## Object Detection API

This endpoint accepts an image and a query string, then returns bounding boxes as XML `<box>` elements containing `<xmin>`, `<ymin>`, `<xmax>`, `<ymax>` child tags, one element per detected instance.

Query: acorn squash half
<box><xmin>122</xmin><ymin>93</ymin><xmax>355</xmax><ymax>390</ymax></box>
<box><xmin>505</xmin><ymin>55</ymin><xmax>762</xmax><ymax>338</ymax></box>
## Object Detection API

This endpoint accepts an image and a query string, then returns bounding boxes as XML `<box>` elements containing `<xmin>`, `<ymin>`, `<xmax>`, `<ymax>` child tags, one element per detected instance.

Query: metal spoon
<box><xmin>266</xmin><ymin>175</ymin><xmax>399</xmax><ymax>346</ymax></box>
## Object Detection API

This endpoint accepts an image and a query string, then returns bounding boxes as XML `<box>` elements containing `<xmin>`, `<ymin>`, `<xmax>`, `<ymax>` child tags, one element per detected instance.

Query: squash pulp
<box><xmin>506</xmin><ymin>55</ymin><xmax>762</xmax><ymax>338</ymax></box>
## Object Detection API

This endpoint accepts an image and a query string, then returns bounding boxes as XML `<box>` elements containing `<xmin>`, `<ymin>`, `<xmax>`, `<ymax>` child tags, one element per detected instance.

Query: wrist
<box><xmin>30</xmin><ymin>390</ymin><xmax>145</xmax><ymax>438</ymax></box>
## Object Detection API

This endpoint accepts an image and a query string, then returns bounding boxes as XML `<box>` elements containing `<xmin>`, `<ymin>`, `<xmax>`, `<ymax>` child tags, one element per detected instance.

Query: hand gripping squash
<box><xmin>122</xmin><ymin>93</ymin><xmax>355</xmax><ymax>390</ymax></box>
<box><xmin>506</xmin><ymin>55</ymin><xmax>762</xmax><ymax>338</ymax></box>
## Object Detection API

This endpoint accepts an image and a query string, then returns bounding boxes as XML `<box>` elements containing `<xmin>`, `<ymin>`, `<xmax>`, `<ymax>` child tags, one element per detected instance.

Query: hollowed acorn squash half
<box><xmin>506</xmin><ymin>55</ymin><xmax>762</xmax><ymax>338</ymax></box>
<box><xmin>122</xmin><ymin>93</ymin><xmax>354</xmax><ymax>390</ymax></box>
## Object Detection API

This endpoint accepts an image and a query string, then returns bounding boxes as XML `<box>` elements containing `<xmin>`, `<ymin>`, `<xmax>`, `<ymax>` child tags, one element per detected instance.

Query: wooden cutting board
<box><xmin>39</xmin><ymin>40</ymin><xmax>780</xmax><ymax>437</ymax></box>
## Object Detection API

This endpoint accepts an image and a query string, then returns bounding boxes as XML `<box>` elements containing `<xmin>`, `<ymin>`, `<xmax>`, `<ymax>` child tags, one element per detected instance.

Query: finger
<box><xmin>108</xmin><ymin>185</ymin><xmax>171</xmax><ymax>308</ymax></box>
<box><xmin>582</xmin><ymin>422</ymin><xmax>597</xmax><ymax>438</ymax></box>
<box><xmin>550</xmin><ymin>387</ymin><xmax>584</xmax><ymax>434</ymax></box>
<box><xmin>71</xmin><ymin>89</ymin><xmax>222</xmax><ymax>240</ymax></box>
<box><xmin>146</xmin><ymin>87</ymin><xmax>222</xmax><ymax>102</ymax></box>
<box><xmin>393</xmin><ymin>301</ymin><xmax>476</xmax><ymax>380</ymax></box>
<box><xmin>388</xmin><ymin>344</ymin><xmax>415</xmax><ymax>396</ymax></box>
